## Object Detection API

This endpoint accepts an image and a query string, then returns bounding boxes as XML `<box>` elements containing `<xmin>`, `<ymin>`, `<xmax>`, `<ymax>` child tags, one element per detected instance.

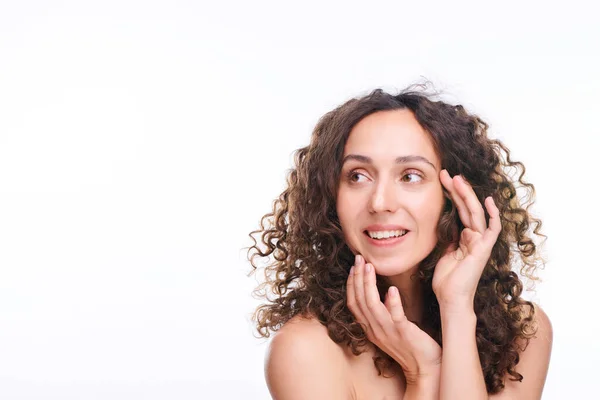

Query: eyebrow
<box><xmin>341</xmin><ymin>154</ymin><xmax>437</xmax><ymax>170</ymax></box>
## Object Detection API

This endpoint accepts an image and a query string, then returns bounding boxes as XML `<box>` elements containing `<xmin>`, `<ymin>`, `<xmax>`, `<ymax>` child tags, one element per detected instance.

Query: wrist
<box><xmin>404</xmin><ymin>363</ymin><xmax>441</xmax><ymax>386</ymax></box>
<box><xmin>404</xmin><ymin>367</ymin><xmax>440</xmax><ymax>399</ymax></box>
<box><xmin>440</xmin><ymin>306</ymin><xmax>477</xmax><ymax>332</ymax></box>
<box><xmin>438</xmin><ymin>298</ymin><xmax>475</xmax><ymax>317</ymax></box>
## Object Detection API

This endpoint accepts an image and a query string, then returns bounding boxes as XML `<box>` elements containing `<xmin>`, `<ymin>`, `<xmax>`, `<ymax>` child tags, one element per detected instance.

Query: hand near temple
<box><xmin>432</xmin><ymin>169</ymin><xmax>502</xmax><ymax>312</ymax></box>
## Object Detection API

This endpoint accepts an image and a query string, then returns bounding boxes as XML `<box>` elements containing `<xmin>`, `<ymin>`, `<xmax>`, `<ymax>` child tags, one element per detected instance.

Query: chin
<box><xmin>363</xmin><ymin>255</ymin><xmax>419</xmax><ymax>277</ymax></box>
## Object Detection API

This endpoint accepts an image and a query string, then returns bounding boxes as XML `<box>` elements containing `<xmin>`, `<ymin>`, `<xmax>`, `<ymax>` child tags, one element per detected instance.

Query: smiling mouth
<box><xmin>363</xmin><ymin>230</ymin><xmax>409</xmax><ymax>240</ymax></box>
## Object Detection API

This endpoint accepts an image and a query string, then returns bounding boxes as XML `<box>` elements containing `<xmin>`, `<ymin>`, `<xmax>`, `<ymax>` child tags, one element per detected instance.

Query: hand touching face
<box><xmin>346</xmin><ymin>254</ymin><xmax>442</xmax><ymax>382</ymax></box>
<box><xmin>432</xmin><ymin>169</ymin><xmax>502</xmax><ymax>310</ymax></box>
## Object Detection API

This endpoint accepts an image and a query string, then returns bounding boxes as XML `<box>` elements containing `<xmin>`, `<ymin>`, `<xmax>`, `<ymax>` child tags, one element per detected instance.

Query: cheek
<box><xmin>336</xmin><ymin>189</ymin><xmax>359</xmax><ymax>220</ymax></box>
<box><xmin>415</xmin><ymin>190</ymin><xmax>445</xmax><ymax>232</ymax></box>
<box><xmin>337</xmin><ymin>205</ymin><xmax>356</xmax><ymax>239</ymax></box>
<box><xmin>336</xmin><ymin>191</ymin><xmax>363</xmax><ymax>248</ymax></box>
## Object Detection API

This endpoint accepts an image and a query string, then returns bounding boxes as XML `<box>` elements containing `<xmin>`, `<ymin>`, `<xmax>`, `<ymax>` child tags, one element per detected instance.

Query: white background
<box><xmin>0</xmin><ymin>1</ymin><xmax>598</xmax><ymax>399</ymax></box>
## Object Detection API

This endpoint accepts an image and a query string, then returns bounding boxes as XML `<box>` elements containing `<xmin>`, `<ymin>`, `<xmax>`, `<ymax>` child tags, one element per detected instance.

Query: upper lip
<box><xmin>364</xmin><ymin>224</ymin><xmax>409</xmax><ymax>232</ymax></box>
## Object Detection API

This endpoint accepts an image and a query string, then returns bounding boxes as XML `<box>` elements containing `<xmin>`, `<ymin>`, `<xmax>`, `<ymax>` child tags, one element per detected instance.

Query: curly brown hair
<box><xmin>247</xmin><ymin>83</ymin><xmax>545</xmax><ymax>394</ymax></box>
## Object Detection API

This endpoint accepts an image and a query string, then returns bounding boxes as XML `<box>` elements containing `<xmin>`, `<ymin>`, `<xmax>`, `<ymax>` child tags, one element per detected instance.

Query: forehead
<box><xmin>344</xmin><ymin>109</ymin><xmax>440</xmax><ymax>168</ymax></box>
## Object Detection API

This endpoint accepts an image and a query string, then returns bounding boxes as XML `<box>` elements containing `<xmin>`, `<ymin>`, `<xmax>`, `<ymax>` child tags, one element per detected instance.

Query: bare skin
<box><xmin>267</xmin><ymin>315</ymin><xmax>406</xmax><ymax>400</ymax></box>
<box><xmin>265</xmin><ymin>110</ymin><xmax>552</xmax><ymax>399</ymax></box>
<box><xmin>267</xmin><ymin>306</ymin><xmax>551</xmax><ymax>400</ymax></box>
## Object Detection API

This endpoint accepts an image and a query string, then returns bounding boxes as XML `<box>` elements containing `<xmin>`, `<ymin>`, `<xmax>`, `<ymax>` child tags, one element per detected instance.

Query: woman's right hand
<box><xmin>346</xmin><ymin>254</ymin><xmax>442</xmax><ymax>385</ymax></box>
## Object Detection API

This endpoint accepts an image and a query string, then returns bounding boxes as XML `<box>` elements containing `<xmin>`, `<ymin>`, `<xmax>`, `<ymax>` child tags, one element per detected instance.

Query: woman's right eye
<box><xmin>347</xmin><ymin>171</ymin><xmax>367</xmax><ymax>183</ymax></box>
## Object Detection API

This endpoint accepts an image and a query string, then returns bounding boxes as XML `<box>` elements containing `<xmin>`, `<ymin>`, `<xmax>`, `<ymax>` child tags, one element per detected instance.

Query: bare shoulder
<box><xmin>519</xmin><ymin>302</ymin><xmax>553</xmax><ymax>353</ymax></box>
<box><xmin>490</xmin><ymin>302</ymin><xmax>553</xmax><ymax>399</ymax></box>
<box><xmin>520</xmin><ymin>302</ymin><xmax>553</xmax><ymax>372</ymax></box>
<box><xmin>265</xmin><ymin>315</ymin><xmax>355</xmax><ymax>400</ymax></box>
<box><xmin>530</xmin><ymin>302</ymin><xmax>553</xmax><ymax>342</ymax></box>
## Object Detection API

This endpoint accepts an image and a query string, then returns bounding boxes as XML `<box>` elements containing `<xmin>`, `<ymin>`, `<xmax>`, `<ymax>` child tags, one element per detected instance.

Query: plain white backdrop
<box><xmin>0</xmin><ymin>1</ymin><xmax>598</xmax><ymax>399</ymax></box>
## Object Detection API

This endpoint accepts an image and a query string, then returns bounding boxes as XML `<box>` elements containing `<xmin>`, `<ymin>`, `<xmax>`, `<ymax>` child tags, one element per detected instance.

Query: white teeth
<box><xmin>367</xmin><ymin>230</ymin><xmax>407</xmax><ymax>239</ymax></box>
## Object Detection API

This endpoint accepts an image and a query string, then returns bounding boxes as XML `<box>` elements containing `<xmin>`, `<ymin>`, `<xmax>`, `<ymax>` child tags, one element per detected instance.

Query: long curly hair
<box><xmin>247</xmin><ymin>84</ymin><xmax>545</xmax><ymax>394</ymax></box>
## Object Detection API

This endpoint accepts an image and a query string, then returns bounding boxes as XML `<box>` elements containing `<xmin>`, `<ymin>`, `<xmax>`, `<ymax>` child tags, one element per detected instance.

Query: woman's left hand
<box><xmin>432</xmin><ymin>170</ymin><xmax>502</xmax><ymax>311</ymax></box>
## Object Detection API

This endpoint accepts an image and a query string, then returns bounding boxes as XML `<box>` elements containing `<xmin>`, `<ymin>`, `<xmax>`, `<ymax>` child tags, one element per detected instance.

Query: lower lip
<box><xmin>364</xmin><ymin>232</ymin><xmax>410</xmax><ymax>247</ymax></box>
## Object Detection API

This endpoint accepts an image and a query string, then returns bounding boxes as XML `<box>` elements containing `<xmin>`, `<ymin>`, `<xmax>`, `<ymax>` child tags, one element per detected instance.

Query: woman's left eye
<box><xmin>401</xmin><ymin>172</ymin><xmax>423</xmax><ymax>183</ymax></box>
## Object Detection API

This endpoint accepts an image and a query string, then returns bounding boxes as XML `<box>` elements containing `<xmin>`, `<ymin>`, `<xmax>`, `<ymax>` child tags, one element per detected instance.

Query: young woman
<box><xmin>247</xmin><ymin>84</ymin><xmax>552</xmax><ymax>399</ymax></box>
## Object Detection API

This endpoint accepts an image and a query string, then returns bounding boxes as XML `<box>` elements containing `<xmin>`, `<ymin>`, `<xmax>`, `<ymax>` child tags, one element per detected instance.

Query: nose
<box><xmin>368</xmin><ymin>179</ymin><xmax>399</xmax><ymax>214</ymax></box>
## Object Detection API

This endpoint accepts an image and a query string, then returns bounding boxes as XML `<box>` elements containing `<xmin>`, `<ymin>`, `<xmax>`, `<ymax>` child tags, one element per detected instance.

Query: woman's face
<box><xmin>336</xmin><ymin>109</ymin><xmax>445</xmax><ymax>276</ymax></box>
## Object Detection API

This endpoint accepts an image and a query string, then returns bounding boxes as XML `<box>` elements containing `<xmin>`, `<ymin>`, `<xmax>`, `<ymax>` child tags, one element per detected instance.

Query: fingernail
<box><xmin>355</xmin><ymin>255</ymin><xmax>362</xmax><ymax>265</ymax></box>
<box><xmin>366</xmin><ymin>263</ymin><xmax>371</xmax><ymax>273</ymax></box>
<box><xmin>349</xmin><ymin>265</ymin><xmax>354</xmax><ymax>275</ymax></box>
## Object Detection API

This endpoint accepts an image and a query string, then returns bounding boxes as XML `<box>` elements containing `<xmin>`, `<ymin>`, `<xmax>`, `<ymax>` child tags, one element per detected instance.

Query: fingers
<box><xmin>482</xmin><ymin>196</ymin><xmax>501</xmax><ymax>246</ymax></box>
<box><xmin>454</xmin><ymin>175</ymin><xmax>487</xmax><ymax>233</ymax></box>
<box><xmin>358</xmin><ymin>260</ymin><xmax>390</xmax><ymax>339</ymax></box>
<box><xmin>350</xmin><ymin>256</ymin><xmax>368</xmax><ymax>321</ymax></box>
<box><xmin>386</xmin><ymin>286</ymin><xmax>408</xmax><ymax>324</ymax></box>
<box><xmin>440</xmin><ymin>170</ymin><xmax>471</xmax><ymax>228</ymax></box>
<box><xmin>440</xmin><ymin>170</ymin><xmax>486</xmax><ymax>233</ymax></box>
<box><xmin>346</xmin><ymin>257</ymin><xmax>366</xmax><ymax>324</ymax></box>
<box><xmin>347</xmin><ymin>255</ymin><xmax>392</xmax><ymax>341</ymax></box>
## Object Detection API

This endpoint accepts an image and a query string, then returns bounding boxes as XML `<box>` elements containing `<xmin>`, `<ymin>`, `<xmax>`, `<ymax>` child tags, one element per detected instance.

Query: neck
<box><xmin>382</xmin><ymin>267</ymin><xmax>424</xmax><ymax>325</ymax></box>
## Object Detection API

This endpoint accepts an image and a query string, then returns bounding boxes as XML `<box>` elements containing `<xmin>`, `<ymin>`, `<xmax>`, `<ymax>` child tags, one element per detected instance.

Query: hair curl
<box><xmin>247</xmin><ymin>83</ymin><xmax>545</xmax><ymax>394</ymax></box>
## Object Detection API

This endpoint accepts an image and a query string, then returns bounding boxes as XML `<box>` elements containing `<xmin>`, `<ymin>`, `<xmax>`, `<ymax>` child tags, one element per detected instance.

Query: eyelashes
<box><xmin>345</xmin><ymin>169</ymin><xmax>424</xmax><ymax>184</ymax></box>
<box><xmin>401</xmin><ymin>171</ymin><xmax>424</xmax><ymax>183</ymax></box>
<box><xmin>346</xmin><ymin>170</ymin><xmax>367</xmax><ymax>183</ymax></box>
